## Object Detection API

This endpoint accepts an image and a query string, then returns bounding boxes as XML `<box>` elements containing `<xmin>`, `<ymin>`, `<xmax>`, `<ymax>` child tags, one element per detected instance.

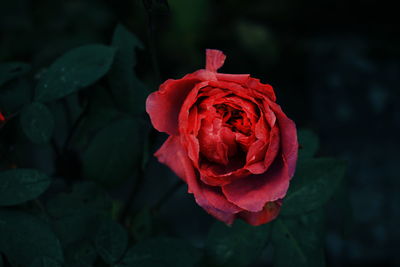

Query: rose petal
<box><xmin>239</xmin><ymin>201</ymin><xmax>281</xmax><ymax>226</ymax></box>
<box><xmin>268</xmin><ymin>101</ymin><xmax>298</xmax><ymax>177</ymax></box>
<box><xmin>154</xmin><ymin>136</ymin><xmax>240</xmax><ymax>224</ymax></box>
<box><xmin>222</xmin><ymin>157</ymin><xmax>290</xmax><ymax>212</ymax></box>
<box><xmin>215</xmin><ymin>74</ymin><xmax>276</xmax><ymax>101</ymax></box>
<box><xmin>206</xmin><ymin>49</ymin><xmax>226</xmax><ymax>72</ymax></box>
<box><xmin>146</xmin><ymin>70</ymin><xmax>216</xmax><ymax>135</ymax></box>
<box><xmin>154</xmin><ymin>136</ymin><xmax>191</xmax><ymax>182</ymax></box>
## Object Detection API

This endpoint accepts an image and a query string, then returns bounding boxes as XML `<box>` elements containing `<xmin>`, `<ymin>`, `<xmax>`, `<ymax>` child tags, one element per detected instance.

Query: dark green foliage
<box><xmin>130</xmin><ymin>207</ymin><xmax>153</xmax><ymax>242</ymax></box>
<box><xmin>64</xmin><ymin>241</ymin><xmax>98</xmax><ymax>267</ymax></box>
<box><xmin>35</xmin><ymin>45</ymin><xmax>115</xmax><ymax>102</ymax></box>
<box><xmin>297</xmin><ymin>129</ymin><xmax>319</xmax><ymax>160</ymax></box>
<box><xmin>0</xmin><ymin>209</ymin><xmax>64</xmax><ymax>266</ymax></box>
<box><xmin>108</xmin><ymin>24</ymin><xmax>148</xmax><ymax>115</ymax></box>
<box><xmin>20</xmin><ymin>102</ymin><xmax>55</xmax><ymax>144</ymax></box>
<box><xmin>0</xmin><ymin>79</ymin><xmax>32</xmax><ymax>115</ymax></box>
<box><xmin>46</xmin><ymin>182</ymin><xmax>112</xmax><ymax>247</ymax></box>
<box><xmin>281</xmin><ymin>158</ymin><xmax>346</xmax><ymax>216</ymax></box>
<box><xmin>29</xmin><ymin>257</ymin><xmax>62</xmax><ymax>267</ymax></box>
<box><xmin>0</xmin><ymin>62</ymin><xmax>30</xmax><ymax>87</ymax></box>
<box><xmin>272</xmin><ymin>209</ymin><xmax>326</xmax><ymax>267</ymax></box>
<box><xmin>115</xmin><ymin>237</ymin><xmax>202</xmax><ymax>267</ymax></box>
<box><xmin>81</xmin><ymin>117</ymin><xmax>144</xmax><ymax>186</ymax></box>
<box><xmin>94</xmin><ymin>218</ymin><xmax>129</xmax><ymax>264</ymax></box>
<box><xmin>0</xmin><ymin>168</ymin><xmax>50</xmax><ymax>206</ymax></box>
<box><xmin>205</xmin><ymin>220</ymin><xmax>271</xmax><ymax>267</ymax></box>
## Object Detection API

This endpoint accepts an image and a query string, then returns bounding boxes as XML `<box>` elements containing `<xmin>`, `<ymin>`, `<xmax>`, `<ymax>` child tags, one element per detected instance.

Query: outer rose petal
<box><xmin>154</xmin><ymin>136</ymin><xmax>241</xmax><ymax>224</ymax></box>
<box><xmin>239</xmin><ymin>201</ymin><xmax>281</xmax><ymax>226</ymax></box>
<box><xmin>206</xmin><ymin>49</ymin><xmax>226</xmax><ymax>72</ymax></box>
<box><xmin>215</xmin><ymin>73</ymin><xmax>276</xmax><ymax>101</ymax></box>
<box><xmin>146</xmin><ymin>70</ymin><xmax>216</xmax><ymax>135</ymax></box>
<box><xmin>222</xmin><ymin>157</ymin><xmax>290</xmax><ymax>212</ymax></box>
<box><xmin>268</xmin><ymin>101</ymin><xmax>298</xmax><ymax>177</ymax></box>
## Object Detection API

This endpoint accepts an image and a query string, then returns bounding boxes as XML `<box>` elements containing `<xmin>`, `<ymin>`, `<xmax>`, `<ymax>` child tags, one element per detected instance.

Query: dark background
<box><xmin>1</xmin><ymin>0</ymin><xmax>399</xmax><ymax>266</ymax></box>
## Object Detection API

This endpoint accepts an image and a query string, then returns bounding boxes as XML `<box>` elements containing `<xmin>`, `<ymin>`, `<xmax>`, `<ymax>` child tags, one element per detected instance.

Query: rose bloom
<box><xmin>146</xmin><ymin>50</ymin><xmax>298</xmax><ymax>226</ymax></box>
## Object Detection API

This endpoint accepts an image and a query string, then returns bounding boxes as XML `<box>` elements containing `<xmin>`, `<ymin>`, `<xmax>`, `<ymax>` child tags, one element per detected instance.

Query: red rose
<box><xmin>146</xmin><ymin>49</ymin><xmax>298</xmax><ymax>226</ymax></box>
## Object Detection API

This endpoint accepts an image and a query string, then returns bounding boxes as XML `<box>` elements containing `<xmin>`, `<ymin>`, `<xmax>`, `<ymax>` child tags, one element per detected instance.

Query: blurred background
<box><xmin>1</xmin><ymin>0</ymin><xmax>399</xmax><ymax>266</ymax></box>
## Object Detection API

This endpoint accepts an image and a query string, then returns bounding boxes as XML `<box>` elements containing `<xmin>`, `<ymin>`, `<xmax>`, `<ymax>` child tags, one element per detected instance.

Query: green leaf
<box><xmin>0</xmin><ymin>209</ymin><xmax>64</xmax><ymax>266</ymax></box>
<box><xmin>20</xmin><ymin>102</ymin><xmax>55</xmax><ymax>144</ymax></box>
<box><xmin>81</xmin><ymin>117</ymin><xmax>143</xmax><ymax>186</ymax></box>
<box><xmin>115</xmin><ymin>237</ymin><xmax>201</xmax><ymax>267</ymax></box>
<box><xmin>0</xmin><ymin>168</ymin><xmax>51</xmax><ymax>206</ymax></box>
<box><xmin>95</xmin><ymin>218</ymin><xmax>128</xmax><ymax>264</ymax></box>
<box><xmin>205</xmin><ymin>220</ymin><xmax>271</xmax><ymax>267</ymax></box>
<box><xmin>130</xmin><ymin>207</ymin><xmax>153</xmax><ymax>242</ymax></box>
<box><xmin>29</xmin><ymin>257</ymin><xmax>62</xmax><ymax>267</ymax></box>
<box><xmin>0</xmin><ymin>62</ymin><xmax>30</xmax><ymax>87</ymax></box>
<box><xmin>46</xmin><ymin>182</ymin><xmax>112</xmax><ymax>247</ymax></box>
<box><xmin>64</xmin><ymin>241</ymin><xmax>97</xmax><ymax>267</ymax></box>
<box><xmin>272</xmin><ymin>209</ymin><xmax>326</xmax><ymax>267</ymax></box>
<box><xmin>298</xmin><ymin>129</ymin><xmax>319</xmax><ymax>160</ymax></box>
<box><xmin>281</xmin><ymin>158</ymin><xmax>347</xmax><ymax>216</ymax></box>
<box><xmin>70</xmin><ymin>107</ymin><xmax>121</xmax><ymax>150</ymax></box>
<box><xmin>108</xmin><ymin>24</ymin><xmax>147</xmax><ymax>115</ymax></box>
<box><xmin>35</xmin><ymin>44</ymin><xmax>115</xmax><ymax>102</ymax></box>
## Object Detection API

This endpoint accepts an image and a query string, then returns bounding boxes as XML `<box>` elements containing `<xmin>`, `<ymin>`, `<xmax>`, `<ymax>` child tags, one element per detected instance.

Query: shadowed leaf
<box><xmin>0</xmin><ymin>168</ymin><xmax>51</xmax><ymax>206</ymax></box>
<box><xmin>298</xmin><ymin>129</ymin><xmax>319</xmax><ymax>160</ymax></box>
<box><xmin>116</xmin><ymin>237</ymin><xmax>201</xmax><ymax>267</ymax></box>
<box><xmin>108</xmin><ymin>24</ymin><xmax>147</xmax><ymax>115</ymax></box>
<box><xmin>81</xmin><ymin>117</ymin><xmax>143</xmax><ymax>186</ymax></box>
<box><xmin>281</xmin><ymin>158</ymin><xmax>346</xmax><ymax>216</ymax></box>
<box><xmin>20</xmin><ymin>102</ymin><xmax>55</xmax><ymax>144</ymax></box>
<box><xmin>205</xmin><ymin>220</ymin><xmax>271</xmax><ymax>267</ymax></box>
<box><xmin>0</xmin><ymin>210</ymin><xmax>64</xmax><ymax>266</ymax></box>
<box><xmin>95</xmin><ymin>218</ymin><xmax>128</xmax><ymax>264</ymax></box>
<box><xmin>29</xmin><ymin>257</ymin><xmax>62</xmax><ymax>267</ymax></box>
<box><xmin>0</xmin><ymin>62</ymin><xmax>30</xmax><ymax>87</ymax></box>
<box><xmin>272</xmin><ymin>209</ymin><xmax>326</xmax><ymax>267</ymax></box>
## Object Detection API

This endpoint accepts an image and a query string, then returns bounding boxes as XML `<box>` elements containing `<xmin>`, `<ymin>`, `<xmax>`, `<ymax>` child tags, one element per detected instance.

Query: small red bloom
<box><xmin>146</xmin><ymin>49</ymin><xmax>298</xmax><ymax>226</ymax></box>
<box><xmin>0</xmin><ymin>112</ymin><xmax>5</xmax><ymax>122</ymax></box>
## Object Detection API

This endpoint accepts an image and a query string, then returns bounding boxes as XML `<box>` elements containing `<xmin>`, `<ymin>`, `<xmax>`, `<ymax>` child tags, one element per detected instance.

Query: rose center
<box><xmin>214</xmin><ymin>104</ymin><xmax>251</xmax><ymax>136</ymax></box>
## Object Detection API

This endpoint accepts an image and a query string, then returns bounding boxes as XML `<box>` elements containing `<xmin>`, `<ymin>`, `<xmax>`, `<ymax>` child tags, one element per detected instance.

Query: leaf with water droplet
<box><xmin>35</xmin><ymin>45</ymin><xmax>115</xmax><ymax>102</ymax></box>
<box><xmin>20</xmin><ymin>102</ymin><xmax>55</xmax><ymax>144</ymax></box>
